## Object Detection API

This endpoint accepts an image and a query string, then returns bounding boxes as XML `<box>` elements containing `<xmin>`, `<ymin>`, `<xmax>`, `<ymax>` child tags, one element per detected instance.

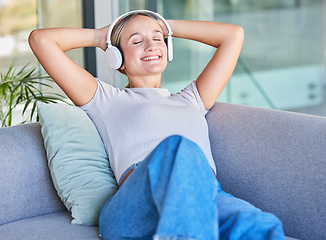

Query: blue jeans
<box><xmin>99</xmin><ymin>135</ymin><xmax>284</xmax><ymax>240</ymax></box>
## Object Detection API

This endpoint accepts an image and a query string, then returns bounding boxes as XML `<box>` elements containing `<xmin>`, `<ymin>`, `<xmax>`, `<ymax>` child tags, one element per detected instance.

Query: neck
<box><xmin>128</xmin><ymin>74</ymin><xmax>162</xmax><ymax>88</ymax></box>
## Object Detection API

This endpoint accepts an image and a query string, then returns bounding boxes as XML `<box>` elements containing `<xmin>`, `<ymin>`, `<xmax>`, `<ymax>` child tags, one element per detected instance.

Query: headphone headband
<box><xmin>106</xmin><ymin>10</ymin><xmax>173</xmax><ymax>45</ymax></box>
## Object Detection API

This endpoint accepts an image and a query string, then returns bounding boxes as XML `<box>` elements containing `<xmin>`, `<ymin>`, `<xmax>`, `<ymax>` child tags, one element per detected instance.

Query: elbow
<box><xmin>28</xmin><ymin>29</ymin><xmax>39</xmax><ymax>50</ymax></box>
<box><xmin>232</xmin><ymin>25</ymin><xmax>244</xmax><ymax>43</ymax></box>
<box><xmin>238</xmin><ymin>25</ymin><xmax>245</xmax><ymax>39</ymax></box>
<box><xmin>214</xmin><ymin>25</ymin><xmax>244</xmax><ymax>48</ymax></box>
<box><xmin>222</xmin><ymin>25</ymin><xmax>244</xmax><ymax>48</ymax></box>
<box><xmin>28</xmin><ymin>29</ymin><xmax>46</xmax><ymax>50</ymax></box>
<box><xmin>28</xmin><ymin>29</ymin><xmax>37</xmax><ymax>44</ymax></box>
<box><xmin>28</xmin><ymin>29</ymin><xmax>39</xmax><ymax>46</ymax></box>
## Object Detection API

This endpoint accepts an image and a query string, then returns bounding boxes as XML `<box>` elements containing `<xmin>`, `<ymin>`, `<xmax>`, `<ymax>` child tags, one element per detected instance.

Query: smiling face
<box><xmin>118</xmin><ymin>14</ymin><xmax>168</xmax><ymax>85</ymax></box>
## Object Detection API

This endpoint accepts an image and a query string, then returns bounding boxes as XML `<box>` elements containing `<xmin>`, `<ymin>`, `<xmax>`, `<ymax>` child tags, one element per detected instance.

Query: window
<box><xmin>0</xmin><ymin>0</ymin><xmax>38</xmax><ymax>70</ymax></box>
<box><xmin>37</xmin><ymin>0</ymin><xmax>84</xmax><ymax>95</ymax></box>
<box><xmin>2</xmin><ymin>0</ymin><xmax>323</xmax><ymax>117</ymax></box>
<box><xmin>105</xmin><ymin>0</ymin><xmax>325</xmax><ymax>116</ymax></box>
<box><xmin>0</xmin><ymin>0</ymin><xmax>83</xmax><ymax>72</ymax></box>
<box><xmin>0</xmin><ymin>0</ymin><xmax>83</xmax><ymax>126</ymax></box>
<box><xmin>38</xmin><ymin>0</ymin><xmax>84</xmax><ymax>69</ymax></box>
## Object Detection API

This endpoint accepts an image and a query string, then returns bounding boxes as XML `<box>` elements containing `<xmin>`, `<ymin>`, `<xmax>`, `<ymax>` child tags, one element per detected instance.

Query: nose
<box><xmin>144</xmin><ymin>39</ymin><xmax>157</xmax><ymax>52</ymax></box>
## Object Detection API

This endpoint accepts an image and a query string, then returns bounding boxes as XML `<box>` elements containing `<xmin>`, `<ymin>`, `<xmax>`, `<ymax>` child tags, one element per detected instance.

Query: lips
<box><xmin>141</xmin><ymin>55</ymin><xmax>161</xmax><ymax>61</ymax></box>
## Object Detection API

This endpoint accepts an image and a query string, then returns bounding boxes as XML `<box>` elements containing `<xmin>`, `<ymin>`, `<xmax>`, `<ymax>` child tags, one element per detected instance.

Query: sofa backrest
<box><xmin>1</xmin><ymin>102</ymin><xmax>325</xmax><ymax>240</ymax></box>
<box><xmin>0</xmin><ymin>123</ymin><xmax>65</xmax><ymax>226</ymax></box>
<box><xmin>206</xmin><ymin>102</ymin><xmax>326</xmax><ymax>240</ymax></box>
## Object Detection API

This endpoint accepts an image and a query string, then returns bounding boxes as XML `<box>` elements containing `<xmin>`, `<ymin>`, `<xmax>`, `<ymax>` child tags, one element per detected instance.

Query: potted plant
<box><xmin>0</xmin><ymin>60</ymin><xmax>68</xmax><ymax>127</ymax></box>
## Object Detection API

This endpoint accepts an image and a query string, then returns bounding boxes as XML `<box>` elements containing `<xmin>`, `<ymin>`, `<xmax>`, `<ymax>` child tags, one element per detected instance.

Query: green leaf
<box><xmin>0</xmin><ymin>60</ymin><xmax>68</xmax><ymax>127</ymax></box>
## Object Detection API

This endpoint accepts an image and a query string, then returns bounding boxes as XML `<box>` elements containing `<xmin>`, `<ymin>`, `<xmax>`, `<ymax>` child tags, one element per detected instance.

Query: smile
<box><xmin>141</xmin><ymin>56</ymin><xmax>160</xmax><ymax>61</ymax></box>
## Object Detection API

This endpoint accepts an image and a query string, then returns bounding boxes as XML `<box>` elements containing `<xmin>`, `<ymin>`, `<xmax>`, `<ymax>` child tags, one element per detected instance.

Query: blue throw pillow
<box><xmin>37</xmin><ymin>102</ymin><xmax>118</xmax><ymax>225</ymax></box>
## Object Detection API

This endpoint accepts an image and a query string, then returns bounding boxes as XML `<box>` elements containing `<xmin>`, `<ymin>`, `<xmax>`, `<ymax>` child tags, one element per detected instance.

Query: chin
<box><xmin>125</xmin><ymin>61</ymin><xmax>167</xmax><ymax>76</ymax></box>
<box><xmin>149</xmin><ymin>63</ymin><xmax>167</xmax><ymax>73</ymax></box>
<box><xmin>137</xmin><ymin>65</ymin><xmax>166</xmax><ymax>76</ymax></box>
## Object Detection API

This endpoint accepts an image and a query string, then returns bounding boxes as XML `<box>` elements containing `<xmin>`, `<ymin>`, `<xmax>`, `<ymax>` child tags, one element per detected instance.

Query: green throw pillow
<box><xmin>37</xmin><ymin>102</ymin><xmax>118</xmax><ymax>225</ymax></box>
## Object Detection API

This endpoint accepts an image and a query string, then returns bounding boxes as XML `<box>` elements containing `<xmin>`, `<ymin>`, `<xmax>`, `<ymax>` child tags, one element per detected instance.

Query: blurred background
<box><xmin>0</xmin><ymin>0</ymin><xmax>325</xmax><ymax>121</ymax></box>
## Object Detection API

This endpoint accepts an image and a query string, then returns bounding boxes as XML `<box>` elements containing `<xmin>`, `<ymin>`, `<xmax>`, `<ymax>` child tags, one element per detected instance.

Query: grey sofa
<box><xmin>0</xmin><ymin>102</ymin><xmax>325</xmax><ymax>240</ymax></box>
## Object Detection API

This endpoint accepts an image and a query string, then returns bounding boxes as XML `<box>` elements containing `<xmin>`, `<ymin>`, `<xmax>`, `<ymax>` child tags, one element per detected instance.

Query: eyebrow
<box><xmin>128</xmin><ymin>30</ymin><xmax>164</xmax><ymax>40</ymax></box>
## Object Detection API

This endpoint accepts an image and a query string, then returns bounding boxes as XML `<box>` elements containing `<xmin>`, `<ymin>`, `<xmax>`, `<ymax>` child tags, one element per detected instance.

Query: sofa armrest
<box><xmin>206</xmin><ymin>102</ymin><xmax>326</xmax><ymax>240</ymax></box>
<box><xmin>0</xmin><ymin>123</ymin><xmax>65</xmax><ymax>226</ymax></box>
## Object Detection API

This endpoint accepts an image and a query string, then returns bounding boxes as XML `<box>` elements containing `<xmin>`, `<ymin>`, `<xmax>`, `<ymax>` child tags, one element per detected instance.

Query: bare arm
<box><xmin>28</xmin><ymin>26</ymin><xmax>109</xmax><ymax>106</ymax></box>
<box><xmin>167</xmin><ymin>20</ymin><xmax>244</xmax><ymax>110</ymax></box>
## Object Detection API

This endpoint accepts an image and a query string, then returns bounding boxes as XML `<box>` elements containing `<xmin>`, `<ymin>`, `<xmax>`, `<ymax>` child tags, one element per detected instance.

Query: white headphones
<box><xmin>105</xmin><ymin>10</ymin><xmax>173</xmax><ymax>70</ymax></box>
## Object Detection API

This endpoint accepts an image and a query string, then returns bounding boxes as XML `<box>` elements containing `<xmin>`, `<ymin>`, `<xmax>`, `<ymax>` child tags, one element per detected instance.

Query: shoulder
<box><xmin>175</xmin><ymin>81</ymin><xmax>209</xmax><ymax>115</ymax></box>
<box><xmin>94</xmin><ymin>78</ymin><xmax>126</xmax><ymax>100</ymax></box>
<box><xmin>79</xmin><ymin>78</ymin><xmax>121</xmax><ymax>111</ymax></box>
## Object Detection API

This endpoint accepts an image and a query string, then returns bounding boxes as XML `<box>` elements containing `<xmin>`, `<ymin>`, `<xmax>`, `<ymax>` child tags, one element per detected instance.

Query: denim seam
<box><xmin>118</xmin><ymin>162</ymin><xmax>141</xmax><ymax>185</ymax></box>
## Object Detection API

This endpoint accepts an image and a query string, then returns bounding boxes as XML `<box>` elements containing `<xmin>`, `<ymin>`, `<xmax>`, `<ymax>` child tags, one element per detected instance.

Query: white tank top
<box><xmin>80</xmin><ymin>79</ymin><xmax>216</xmax><ymax>182</ymax></box>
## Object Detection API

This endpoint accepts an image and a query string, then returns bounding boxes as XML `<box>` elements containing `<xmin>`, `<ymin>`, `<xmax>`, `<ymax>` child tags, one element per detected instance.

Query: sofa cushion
<box><xmin>0</xmin><ymin>211</ymin><xmax>100</xmax><ymax>240</ymax></box>
<box><xmin>37</xmin><ymin>102</ymin><xmax>118</xmax><ymax>225</ymax></box>
<box><xmin>0</xmin><ymin>210</ymin><xmax>298</xmax><ymax>240</ymax></box>
<box><xmin>206</xmin><ymin>102</ymin><xmax>326</xmax><ymax>240</ymax></box>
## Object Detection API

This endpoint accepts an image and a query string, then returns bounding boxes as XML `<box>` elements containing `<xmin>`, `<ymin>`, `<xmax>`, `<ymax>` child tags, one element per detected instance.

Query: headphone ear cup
<box><xmin>164</xmin><ymin>37</ymin><xmax>168</xmax><ymax>47</ymax></box>
<box><xmin>165</xmin><ymin>36</ymin><xmax>173</xmax><ymax>62</ymax></box>
<box><xmin>105</xmin><ymin>46</ymin><xmax>123</xmax><ymax>69</ymax></box>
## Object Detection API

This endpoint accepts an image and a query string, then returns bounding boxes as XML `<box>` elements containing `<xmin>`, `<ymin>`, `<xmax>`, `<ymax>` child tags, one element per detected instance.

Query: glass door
<box><xmin>112</xmin><ymin>0</ymin><xmax>325</xmax><ymax>115</ymax></box>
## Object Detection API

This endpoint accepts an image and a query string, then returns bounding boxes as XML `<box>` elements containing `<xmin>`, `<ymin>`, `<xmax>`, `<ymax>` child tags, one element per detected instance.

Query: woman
<box><xmin>29</xmin><ymin>10</ymin><xmax>284</xmax><ymax>240</ymax></box>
